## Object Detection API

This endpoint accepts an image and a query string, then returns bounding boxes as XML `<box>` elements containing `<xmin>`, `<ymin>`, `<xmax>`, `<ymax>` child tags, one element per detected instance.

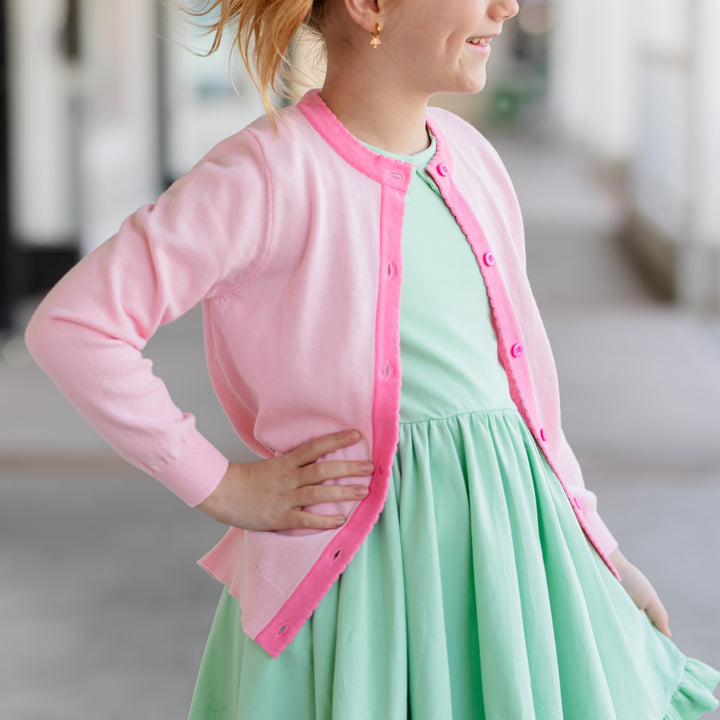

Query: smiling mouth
<box><xmin>467</xmin><ymin>37</ymin><xmax>492</xmax><ymax>48</ymax></box>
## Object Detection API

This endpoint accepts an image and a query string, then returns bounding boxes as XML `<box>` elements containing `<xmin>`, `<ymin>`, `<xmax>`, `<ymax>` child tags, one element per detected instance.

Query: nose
<box><xmin>490</xmin><ymin>0</ymin><xmax>520</xmax><ymax>21</ymax></box>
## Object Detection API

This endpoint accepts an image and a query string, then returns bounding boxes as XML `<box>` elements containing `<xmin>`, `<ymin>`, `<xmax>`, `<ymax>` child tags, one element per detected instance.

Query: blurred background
<box><xmin>1</xmin><ymin>0</ymin><xmax>719</xmax><ymax>717</ymax></box>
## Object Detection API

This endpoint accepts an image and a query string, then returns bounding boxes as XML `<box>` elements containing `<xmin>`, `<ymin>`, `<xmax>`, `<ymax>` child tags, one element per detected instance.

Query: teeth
<box><xmin>469</xmin><ymin>37</ymin><xmax>490</xmax><ymax>47</ymax></box>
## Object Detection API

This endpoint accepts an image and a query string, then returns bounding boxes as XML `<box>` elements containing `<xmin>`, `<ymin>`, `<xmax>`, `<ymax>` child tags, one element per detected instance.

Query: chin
<box><xmin>444</xmin><ymin>75</ymin><xmax>488</xmax><ymax>96</ymax></box>
<box><xmin>424</xmin><ymin>67</ymin><xmax>489</xmax><ymax>99</ymax></box>
<box><xmin>466</xmin><ymin>78</ymin><xmax>488</xmax><ymax>95</ymax></box>
<box><xmin>445</xmin><ymin>64</ymin><xmax>489</xmax><ymax>95</ymax></box>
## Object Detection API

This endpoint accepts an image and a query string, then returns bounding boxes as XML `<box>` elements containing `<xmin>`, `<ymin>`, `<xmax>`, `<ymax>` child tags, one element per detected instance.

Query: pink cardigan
<box><xmin>25</xmin><ymin>89</ymin><xmax>619</xmax><ymax>658</ymax></box>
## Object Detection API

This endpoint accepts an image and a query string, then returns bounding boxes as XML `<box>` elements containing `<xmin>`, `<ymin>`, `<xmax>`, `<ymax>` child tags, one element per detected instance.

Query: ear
<box><xmin>341</xmin><ymin>0</ymin><xmax>385</xmax><ymax>34</ymax></box>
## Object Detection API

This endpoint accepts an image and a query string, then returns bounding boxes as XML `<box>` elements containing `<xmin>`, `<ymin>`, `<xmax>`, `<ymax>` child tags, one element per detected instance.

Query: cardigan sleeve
<box><xmin>25</xmin><ymin>132</ymin><xmax>270</xmax><ymax>506</ymax></box>
<box><xmin>555</xmin><ymin>428</ymin><xmax>619</xmax><ymax>556</ymax></box>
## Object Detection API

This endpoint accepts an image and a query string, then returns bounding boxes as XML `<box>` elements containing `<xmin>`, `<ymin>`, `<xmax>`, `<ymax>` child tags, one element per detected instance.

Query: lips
<box><xmin>467</xmin><ymin>37</ymin><xmax>492</xmax><ymax>48</ymax></box>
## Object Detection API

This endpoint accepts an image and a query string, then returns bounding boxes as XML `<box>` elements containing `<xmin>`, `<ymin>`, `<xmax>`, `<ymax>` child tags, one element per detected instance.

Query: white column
<box><xmin>632</xmin><ymin>0</ymin><xmax>691</xmax><ymax>243</ymax></box>
<box><xmin>678</xmin><ymin>0</ymin><xmax>720</xmax><ymax>307</ymax></box>
<box><xmin>8</xmin><ymin>0</ymin><xmax>75</xmax><ymax>246</ymax></box>
<box><xmin>549</xmin><ymin>0</ymin><xmax>587</xmax><ymax>140</ymax></box>
<box><xmin>686</xmin><ymin>0</ymin><xmax>720</xmax><ymax>244</ymax></box>
<box><xmin>162</xmin><ymin>5</ymin><xmax>264</xmax><ymax>180</ymax></box>
<box><xmin>78</xmin><ymin>0</ymin><xmax>160</xmax><ymax>255</ymax></box>
<box><xmin>550</xmin><ymin>0</ymin><xmax>640</xmax><ymax>162</ymax></box>
<box><xmin>632</xmin><ymin>0</ymin><xmax>719</xmax><ymax>308</ymax></box>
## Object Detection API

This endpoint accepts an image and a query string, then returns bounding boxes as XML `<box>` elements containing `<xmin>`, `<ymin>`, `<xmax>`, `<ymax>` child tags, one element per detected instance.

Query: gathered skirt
<box><xmin>188</xmin><ymin>408</ymin><xmax>719</xmax><ymax>719</ymax></box>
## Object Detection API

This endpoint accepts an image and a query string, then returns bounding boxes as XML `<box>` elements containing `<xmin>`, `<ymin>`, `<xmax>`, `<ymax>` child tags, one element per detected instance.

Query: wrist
<box><xmin>199</xmin><ymin>462</ymin><xmax>234</xmax><ymax>512</ymax></box>
<box><xmin>609</xmin><ymin>547</ymin><xmax>632</xmax><ymax>576</ymax></box>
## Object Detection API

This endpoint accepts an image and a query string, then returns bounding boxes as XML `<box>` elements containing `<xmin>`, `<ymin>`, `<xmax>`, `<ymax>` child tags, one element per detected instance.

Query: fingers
<box><xmin>288</xmin><ymin>429</ymin><xmax>363</xmax><ymax>467</ymax></box>
<box><xmin>284</xmin><ymin>509</ymin><xmax>349</xmax><ymax>531</ymax></box>
<box><xmin>294</xmin><ymin>480</ymin><xmax>369</xmax><ymax>507</ymax></box>
<box><xmin>199</xmin><ymin>431</ymin><xmax>372</xmax><ymax>533</ymax></box>
<box><xmin>297</xmin><ymin>459</ymin><xmax>374</xmax><ymax>485</ymax></box>
<box><xmin>280</xmin><ymin>443</ymin><xmax>372</xmax><ymax>530</ymax></box>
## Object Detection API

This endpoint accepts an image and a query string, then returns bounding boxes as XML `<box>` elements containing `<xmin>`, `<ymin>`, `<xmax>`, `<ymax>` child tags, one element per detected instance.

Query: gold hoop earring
<box><xmin>370</xmin><ymin>23</ymin><xmax>382</xmax><ymax>49</ymax></box>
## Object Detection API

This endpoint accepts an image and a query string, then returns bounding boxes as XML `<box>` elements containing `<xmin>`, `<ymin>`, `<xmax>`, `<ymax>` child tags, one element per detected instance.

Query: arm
<box><xmin>25</xmin><ymin>140</ymin><xmax>266</xmax><ymax>506</ymax></box>
<box><xmin>25</xmin><ymin>139</ymin><xmax>374</xmax><ymax>528</ymax></box>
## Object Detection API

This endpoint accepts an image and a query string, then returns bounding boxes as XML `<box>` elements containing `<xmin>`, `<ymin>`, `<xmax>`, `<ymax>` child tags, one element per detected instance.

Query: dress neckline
<box><xmin>362</xmin><ymin>131</ymin><xmax>438</xmax><ymax>170</ymax></box>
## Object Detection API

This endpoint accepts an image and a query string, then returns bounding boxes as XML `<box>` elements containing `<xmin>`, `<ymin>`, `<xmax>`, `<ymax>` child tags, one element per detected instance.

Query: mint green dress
<box><xmin>188</xmin><ymin>137</ymin><xmax>720</xmax><ymax>719</ymax></box>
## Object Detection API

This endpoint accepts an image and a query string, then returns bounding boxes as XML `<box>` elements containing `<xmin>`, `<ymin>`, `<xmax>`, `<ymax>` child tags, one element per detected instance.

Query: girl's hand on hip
<box><xmin>610</xmin><ymin>548</ymin><xmax>672</xmax><ymax>638</ymax></box>
<box><xmin>197</xmin><ymin>430</ymin><xmax>372</xmax><ymax>531</ymax></box>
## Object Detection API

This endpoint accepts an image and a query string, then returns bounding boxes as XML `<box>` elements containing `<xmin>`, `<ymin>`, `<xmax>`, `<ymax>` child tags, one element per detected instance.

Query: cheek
<box><xmin>449</xmin><ymin>30</ymin><xmax>474</xmax><ymax>57</ymax></box>
<box><xmin>399</xmin><ymin>35</ymin><xmax>445</xmax><ymax>71</ymax></box>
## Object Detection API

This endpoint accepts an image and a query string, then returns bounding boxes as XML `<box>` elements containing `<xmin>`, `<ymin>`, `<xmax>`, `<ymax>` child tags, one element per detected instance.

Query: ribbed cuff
<box><xmin>153</xmin><ymin>431</ymin><xmax>230</xmax><ymax>507</ymax></box>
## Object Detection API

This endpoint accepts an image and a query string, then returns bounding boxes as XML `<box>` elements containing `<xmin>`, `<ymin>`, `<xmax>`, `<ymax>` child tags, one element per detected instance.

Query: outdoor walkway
<box><xmin>2</xmin><ymin>132</ymin><xmax>719</xmax><ymax>718</ymax></box>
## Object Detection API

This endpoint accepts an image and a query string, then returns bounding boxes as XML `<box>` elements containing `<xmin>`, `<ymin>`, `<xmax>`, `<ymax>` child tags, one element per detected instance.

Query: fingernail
<box><xmin>334</xmin><ymin>516</ymin><xmax>346</xmax><ymax>526</ymax></box>
<box><xmin>355</xmin><ymin>486</ymin><xmax>369</xmax><ymax>497</ymax></box>
<box><xmin>360</xmin><ymin>462</ymin><xmax>374</xmax><ymax>473</ymax></box>
<box><xmin>347</xmin><ymin>430</ymin><xmax>360</xmax><ymax>441</ymax></box>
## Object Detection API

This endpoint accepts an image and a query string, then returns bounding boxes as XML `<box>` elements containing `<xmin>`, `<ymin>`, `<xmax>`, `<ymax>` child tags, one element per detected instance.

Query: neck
<box><xmin>320</xmin><ymin>64</ymin><xmax>431</xmax><ymax>156</ymax></box>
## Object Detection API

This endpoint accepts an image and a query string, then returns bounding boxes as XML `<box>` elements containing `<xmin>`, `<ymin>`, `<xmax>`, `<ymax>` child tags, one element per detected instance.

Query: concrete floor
<box><xmin>2</xmin><ymin>132</ymin><xmax>719</xmax><ymax>718</ymax></box>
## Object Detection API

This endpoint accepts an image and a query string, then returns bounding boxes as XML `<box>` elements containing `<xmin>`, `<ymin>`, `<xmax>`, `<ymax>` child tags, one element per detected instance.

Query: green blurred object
<box><xmin>491</xmin><ymin>86</ymin><xmax>524</xmax><ymax>126</ymax></box>
<box><xmin>488</xmin><ymin>65</ymin><xmax>548</xmax><ymax>129</ymax></box>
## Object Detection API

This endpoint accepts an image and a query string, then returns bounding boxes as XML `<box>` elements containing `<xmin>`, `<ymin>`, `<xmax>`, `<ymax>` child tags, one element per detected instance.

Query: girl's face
<box><xmin>381</xmin><ymin>0</ymin><xmax>520</xmax><ymax>98</ymax></box>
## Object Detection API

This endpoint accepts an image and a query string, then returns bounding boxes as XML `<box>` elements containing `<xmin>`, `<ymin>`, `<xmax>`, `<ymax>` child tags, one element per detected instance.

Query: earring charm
<box><xmin>370</xmin><ymin>23</ymin><xmax>382</xmax><ymax>49</ymax></box>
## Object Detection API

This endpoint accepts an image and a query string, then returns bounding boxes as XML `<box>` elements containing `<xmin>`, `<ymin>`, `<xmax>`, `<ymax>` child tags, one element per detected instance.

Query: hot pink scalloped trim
<box><xmin>254</xmin><ymin>98</ymin><xmax>412</xmax><ymax>657</ymax></box>
<box><xmin>424</xmin><ymin>117</ymin><xmax>620</xmax><ymax>582</ymax></box>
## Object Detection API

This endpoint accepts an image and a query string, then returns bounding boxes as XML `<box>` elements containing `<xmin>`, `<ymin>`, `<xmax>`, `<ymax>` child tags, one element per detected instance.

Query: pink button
<box><xmin>511</xmin><ymin>343</ymin><xmax>524</xmax><ymax>358</ymax></box>
<box><xmin>437</xmin><ymin>162</ymin><xmax>450</xmax><ymax>177</ymax></box>
<box><xmin>540</xmin><ymin>428</ymin><xmax>548</xmax><ymax>442</ymax></box>
<box><xmin>483</xmin><ymin>252</ymin><xmax>495</xmax><ymax>266</ymax></box>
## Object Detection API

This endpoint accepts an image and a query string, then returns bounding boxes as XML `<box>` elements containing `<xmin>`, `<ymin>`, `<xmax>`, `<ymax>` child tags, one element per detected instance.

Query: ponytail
<box><xmin>189</xmin><ymin>0</ymin><xmax>327</xmax><ymax>116</ymax></box>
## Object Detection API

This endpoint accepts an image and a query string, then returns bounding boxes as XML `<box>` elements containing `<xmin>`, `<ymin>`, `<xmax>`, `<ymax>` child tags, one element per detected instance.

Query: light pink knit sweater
<box><xmin>25</xmin><ymin>90</ymin><xmax>619</xmax><ymax>657</ymax></box>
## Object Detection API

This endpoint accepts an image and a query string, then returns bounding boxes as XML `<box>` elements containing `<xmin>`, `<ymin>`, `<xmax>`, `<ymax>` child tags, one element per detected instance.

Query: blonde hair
<box><xmin>189</xmin><ymin>0</ymin><xmax>328</xmax><ymax>116</ymax></box>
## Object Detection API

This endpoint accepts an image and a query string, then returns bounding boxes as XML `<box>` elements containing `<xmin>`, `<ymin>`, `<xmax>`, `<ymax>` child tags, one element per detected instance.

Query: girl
<box><xmin>25</xmin><ymin>0</ymin><xmax>720</xmax><ymax>717</ymax></box>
